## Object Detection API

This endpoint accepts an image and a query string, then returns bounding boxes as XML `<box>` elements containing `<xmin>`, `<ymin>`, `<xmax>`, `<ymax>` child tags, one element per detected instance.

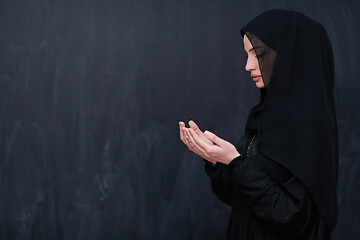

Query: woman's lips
<box><xmin>252</xmin><ymin>76</ymin><xmax>261</xmax><ymax>81</ymax></box>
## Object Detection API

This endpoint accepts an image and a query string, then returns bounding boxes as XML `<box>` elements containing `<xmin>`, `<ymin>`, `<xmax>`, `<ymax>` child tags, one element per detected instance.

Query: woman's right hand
<box><xmin>179</xmin><ymin>120</ymin><xmax>240</xmax><ymax>165</ymax></box>
<box><xmin>179</xmin><ymin>120</ymin><xmax>217</xmax><ymax>164</ymax></box>
<box><xmin>180</xmin><ymin>120</ymin><xmax>213</xmax><ymax>144</ymax></box>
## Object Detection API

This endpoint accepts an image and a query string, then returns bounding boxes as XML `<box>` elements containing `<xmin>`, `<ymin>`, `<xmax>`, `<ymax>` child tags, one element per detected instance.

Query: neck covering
<box><xmin>241</xmin><ymin>9</ymin><xmax>339</xmax><ymax>231</ymax></box>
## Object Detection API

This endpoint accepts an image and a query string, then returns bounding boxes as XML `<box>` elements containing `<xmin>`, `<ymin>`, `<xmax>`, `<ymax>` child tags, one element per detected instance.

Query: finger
<box><xmin>188</xmin><ymin>120</ymin><xmax>213</xmax><ymax>145</ymax></box>
<box><xmin>184</xmin><ymin>128</ymin><xmax>198</xmax><ymax>153</ymax></box>
<box><xmin>189</xmin><ymin>120</ymin><xmax>206</xmax><ymax>137</ymax></box>
<box><xmin>186</xmin><ymin>128</ymin><xmax>206</xmax><ymax>156</ymax></box>
<box><xmin>188</xmin><ymin>120</ymin><xmax>200</xmax><ymax>132</ymax></box>
<box><xmin>204</xmin><ymin>130</ymin><xmax>226</xmax><ymax>147</ymax></box>
<box><xmin>179</xmin><ymin>122</ymin><xmax>185</xmax><ymax>141</ymax></box>
<box><xmin>184</xmin><ymin>128</ymin><xmax>196</xmax><ymax>152</ymax></box>
<box><xmin>182</xmin><ymin>127</ymin><xmax>191</xmax><ymax>148</ymax></box>
<box><xmin>179</xmin><ymin>125</ymin><xmax>190</xmax><ymax>146</ymax></box>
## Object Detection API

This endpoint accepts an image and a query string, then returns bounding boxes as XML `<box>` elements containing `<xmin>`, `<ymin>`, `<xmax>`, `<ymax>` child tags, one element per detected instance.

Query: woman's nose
<box><xmin>245</xmin><ymin>57</ymin><xmax>256</xmax><ymax>72</ymax></box>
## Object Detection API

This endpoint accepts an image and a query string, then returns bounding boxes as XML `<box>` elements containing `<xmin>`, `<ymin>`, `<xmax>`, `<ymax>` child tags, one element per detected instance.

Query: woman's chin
<box><xmin>255</xmin><ymin>80</ymin><xmax>265</xmax><ymax>88</ymax></box>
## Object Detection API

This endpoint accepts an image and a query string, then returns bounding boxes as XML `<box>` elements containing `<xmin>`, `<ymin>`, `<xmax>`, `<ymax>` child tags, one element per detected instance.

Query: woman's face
<box><xmin>243</xmin><ymin>35</ymin><xmax>265</xmax><ymax>88</ymax></box>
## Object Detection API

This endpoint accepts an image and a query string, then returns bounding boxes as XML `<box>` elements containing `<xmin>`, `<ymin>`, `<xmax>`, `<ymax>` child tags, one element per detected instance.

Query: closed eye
<box><xmin>255</xmin><ymin>53</ymin><xmax>265</xmax><ymax>58</ymax></box>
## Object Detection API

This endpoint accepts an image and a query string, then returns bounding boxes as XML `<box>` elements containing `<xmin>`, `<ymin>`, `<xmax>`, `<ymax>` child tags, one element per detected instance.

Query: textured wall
<box><xmin>0</xmin><ymin>0</ymin><xmax>359</xmax><ymax>239</ymax></box>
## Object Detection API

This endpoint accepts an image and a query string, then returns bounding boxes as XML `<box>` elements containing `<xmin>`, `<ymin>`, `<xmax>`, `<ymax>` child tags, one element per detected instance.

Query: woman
<box><xmin>179</xmin><ymin>9</ymin><xmax>338</xmax><ymax>239</ymax></box>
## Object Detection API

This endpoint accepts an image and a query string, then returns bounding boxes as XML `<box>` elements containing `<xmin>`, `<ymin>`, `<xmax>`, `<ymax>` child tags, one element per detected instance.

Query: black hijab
<box><xmin>241</xmin><ymin>9</ymin><xmax>339</xmax><ymax>231</ymax></box>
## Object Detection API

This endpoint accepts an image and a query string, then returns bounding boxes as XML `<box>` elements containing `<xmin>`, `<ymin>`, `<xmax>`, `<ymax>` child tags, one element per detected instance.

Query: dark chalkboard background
<box><xmin>0</xmin><ymin>0</ymin><xmax>359</xmax><ymax>239</ymax></box>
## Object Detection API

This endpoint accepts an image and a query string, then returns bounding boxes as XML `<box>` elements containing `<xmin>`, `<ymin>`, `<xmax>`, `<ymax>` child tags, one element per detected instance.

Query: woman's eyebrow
<box><xmin>249</xmin><ymin>46</ymin><xmax>263</xmax><ymax>52</ymax></box>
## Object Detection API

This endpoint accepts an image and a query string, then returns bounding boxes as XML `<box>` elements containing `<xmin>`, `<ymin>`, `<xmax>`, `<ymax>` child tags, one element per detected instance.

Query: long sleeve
<box><xmin>203</xmin><ymin>130</ymin><xmax>250</xmax><ymax>206</ymax></box>
<box><xmin>204</xmin><ymin>160</ymin><xmax>233</xmax><ymax>206</ymax></box>
<box><xmin>228</xmin><ymin>151</ymin><xmax>319</xmax><ymax>238</ymax></box>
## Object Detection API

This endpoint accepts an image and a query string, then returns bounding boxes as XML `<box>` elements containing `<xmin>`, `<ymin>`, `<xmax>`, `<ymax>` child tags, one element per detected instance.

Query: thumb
<box><xmin>204</xmin><ymin>130</ymin><xmax>225</xmax><ymax>146</ymax></box>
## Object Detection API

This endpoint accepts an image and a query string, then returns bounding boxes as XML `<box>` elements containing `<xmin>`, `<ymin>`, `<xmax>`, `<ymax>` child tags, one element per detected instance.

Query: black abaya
<box><xmin>240</xmin><ymin>9</ymin><xmax>338</xmax><ymax>231</ymax></box>
<box><xmin>204</xmin><ymin>130</ymin><xmax>330</xmax><ymax>239</ymax></box>
<box><xmin>203</xmin><ymin>9</ymin><xmax>338</xmax><ymax>239</ymax></box>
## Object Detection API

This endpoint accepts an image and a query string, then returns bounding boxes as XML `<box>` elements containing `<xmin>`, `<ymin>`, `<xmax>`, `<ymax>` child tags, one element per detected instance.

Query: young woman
<box><xmin>179</xmin><ymin>9</ymin><xmax>338</xmax><ymax>239</ymax></box>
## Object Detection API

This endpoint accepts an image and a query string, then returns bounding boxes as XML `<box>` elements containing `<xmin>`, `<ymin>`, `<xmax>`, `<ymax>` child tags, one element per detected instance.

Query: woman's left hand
<box><xmin>179</xmin><ymin>120</ymin><xmax>240</xmax><ymax>165</ymax></box>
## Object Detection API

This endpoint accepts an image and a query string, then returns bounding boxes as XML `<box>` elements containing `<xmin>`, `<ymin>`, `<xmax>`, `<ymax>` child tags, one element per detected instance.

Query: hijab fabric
<box><xmin>241</xmin><ymin>9</ymin><xmax>339</xmax><ymax>232</ymax></box>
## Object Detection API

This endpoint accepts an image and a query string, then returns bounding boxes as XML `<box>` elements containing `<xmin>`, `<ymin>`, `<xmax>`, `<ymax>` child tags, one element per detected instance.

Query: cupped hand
<box><xmin>179</xmin><ymin>120</ymin><xmax>240</xmax><ymax>165</ymax></box>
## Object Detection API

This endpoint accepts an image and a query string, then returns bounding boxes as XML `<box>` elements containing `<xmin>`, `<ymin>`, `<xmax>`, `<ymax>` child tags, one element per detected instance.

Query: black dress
<box><xmin>204</xmin><ymin>130</ymin><xmax>331</xmax><ymax>239</ymax></box>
